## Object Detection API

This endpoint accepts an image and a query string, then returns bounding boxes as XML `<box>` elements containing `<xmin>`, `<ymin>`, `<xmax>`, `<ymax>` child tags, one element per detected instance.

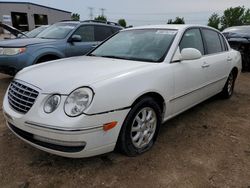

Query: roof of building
<box><xmin>0</xmin><ymin>1</ymin><xmax>71</xmax><ymax>13</ymax></box>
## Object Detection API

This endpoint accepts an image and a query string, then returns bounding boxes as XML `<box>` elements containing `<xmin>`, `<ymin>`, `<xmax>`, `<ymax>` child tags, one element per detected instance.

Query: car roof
<box><xmin>58</xmin><ymin>20</ymin><xmax>123</xmax><ymax>29</ymax></box>
<box><xmin>223</xmin><ymin>25</ymin><xmax>250</xmax><ymax>32</ymax></box>
<box><xmin>124</xmin><ymin>24</ymin><xmax>217</xmax><ymax>32</ymax></box>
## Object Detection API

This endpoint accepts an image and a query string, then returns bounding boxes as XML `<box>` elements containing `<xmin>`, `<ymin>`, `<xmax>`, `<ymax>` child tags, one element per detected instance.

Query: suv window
<box><xmin>112</xmin><ymin>27</ymin><xmax>121</xmax><ymax>34</ymax></box>
<box><xmin>94</xmin><ymin>26</ymin><xmax>113</xmax><ymax>41</ymax></box>
<box><xmin>73</xmin><ymin>25</ymin><xmax>94</xmax><ymax>42</ymax></box>
<box><xmin>202</xmin><ymin>29</ymin><xmax>223</xmax><ymax>54</ymax></box>
<box><xmin>180</xmin><ymin>28</ymin><xmax>204</xmax><ymax>55</ymax></box>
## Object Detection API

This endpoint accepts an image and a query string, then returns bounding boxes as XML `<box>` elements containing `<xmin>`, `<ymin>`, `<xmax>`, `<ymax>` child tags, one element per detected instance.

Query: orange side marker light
<box><xmin>103</xmin><ymin>121</ymin><xmax>118</xmax><ymax>132</ymax></box>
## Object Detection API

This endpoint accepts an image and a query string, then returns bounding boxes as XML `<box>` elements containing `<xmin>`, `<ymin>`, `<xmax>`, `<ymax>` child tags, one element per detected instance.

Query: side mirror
<box><xmin>181</xmin><ymin>48</ymin><xmax>202</xmax><ymax>61</ymax></box>
<box><xmin>69</xmin><ymin>35</ymin><xmax>82</xmax><ymax>42</ymax></box>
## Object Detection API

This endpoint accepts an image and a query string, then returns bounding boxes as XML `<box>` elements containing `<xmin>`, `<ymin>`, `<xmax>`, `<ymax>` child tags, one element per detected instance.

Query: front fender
<box><xmin>29</xmin><ymin>46</ymin><xmax>65</xmax><ymax>64</ymax></box>
<box><xmin>86</xmin><ymin>63</ymin><xmax>174</xmax><ymax>115</ymax></box>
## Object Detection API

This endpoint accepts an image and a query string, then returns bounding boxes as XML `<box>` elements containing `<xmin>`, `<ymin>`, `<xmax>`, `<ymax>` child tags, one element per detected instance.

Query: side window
<box><xmin>94</xmin><ymin>26</ymin><xmax>113</xmax><ymax>41</ymax></box>
<box><xmin>73</xmin><ymin>25</ymin><xmax>94</xmax><ymax>42</ymax></box>
<box><xmin>202</xmin><ymin>29</ymin><xmax>223</xmax><ymax>54</ymax></box>
<box><xmin>180</xmin><ymin>28</ymin><xmax>204</xmax><ymax>55</ymax></box>
<box><xmin>112</xmin><ymin>27</ymin><xmax>121</xmax><ymax>34</ymax></box>
<box><xmin>219</xmin><ymin>34</ymin><xmax>228</xmax><ymax>51</ymax></box>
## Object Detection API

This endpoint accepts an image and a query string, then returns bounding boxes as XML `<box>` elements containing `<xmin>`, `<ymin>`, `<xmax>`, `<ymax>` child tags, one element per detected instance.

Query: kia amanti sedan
<box><xmin>3</xmin><ymin>25</ymin><xmax>241</xmax><ymax>158</ymax></box>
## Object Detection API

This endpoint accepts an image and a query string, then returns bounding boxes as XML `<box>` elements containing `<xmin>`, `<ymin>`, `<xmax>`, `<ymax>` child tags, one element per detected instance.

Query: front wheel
<box><xmin>117</xmin><ymin>97</ymin><xmax>162</xmax><ymax>156</ymax></box>
<box><xmin>221</xmin><ymin>72</ymin><xmax>235</xmax><ymax>99</ymax></box>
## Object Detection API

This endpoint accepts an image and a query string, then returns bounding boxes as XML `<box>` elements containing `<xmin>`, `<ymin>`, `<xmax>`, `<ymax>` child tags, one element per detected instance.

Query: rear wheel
<box><xmin>117</xmin><ymin>97</ymin><xmax>162</xmax><ymax>156</ymax></box>
<box><xmin>221</xmin><ymin>72</ymin><xmax>235</xmax><ymax>99</ymax></box>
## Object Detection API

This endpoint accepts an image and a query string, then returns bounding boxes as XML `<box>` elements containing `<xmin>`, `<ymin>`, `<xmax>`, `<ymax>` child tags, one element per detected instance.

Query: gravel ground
<box><xmin>0</xmin><ymin>73</ymin><xmax>250</xmax><ymax>188</ymax></box>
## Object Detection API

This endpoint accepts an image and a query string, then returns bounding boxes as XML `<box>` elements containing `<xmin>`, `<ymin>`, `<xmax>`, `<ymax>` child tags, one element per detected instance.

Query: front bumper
<box><xmin>3</xmin><ymin>91</ymin><xmax>130</xmax><ymax>158</ymax></box>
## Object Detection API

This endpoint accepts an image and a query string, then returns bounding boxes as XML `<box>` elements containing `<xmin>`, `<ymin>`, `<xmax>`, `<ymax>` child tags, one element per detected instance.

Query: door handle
<box><xmin>92</xmin><ymin>45</ymin><xmax>98</xmax><ymax>48</ymax></box>
<box><xmin>202</xmin><ymin>63</ymin><xmax>210</xmax><ymax>68</ymax></box>
<box><xmin>227</xmin><ymin>57</ymin><xmax>233</xmax><ymax>61</ymax></box>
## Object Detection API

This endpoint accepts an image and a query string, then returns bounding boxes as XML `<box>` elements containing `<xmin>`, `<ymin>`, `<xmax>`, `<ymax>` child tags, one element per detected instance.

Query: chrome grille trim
<box><xmin>8</xmin><ymin>81</ymin><xmax>39</xmax><ymax>114</ymax></box>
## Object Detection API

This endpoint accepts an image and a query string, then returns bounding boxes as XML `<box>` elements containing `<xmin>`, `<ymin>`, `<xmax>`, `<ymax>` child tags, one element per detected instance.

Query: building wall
<box><xmin>0</xmin><ymin>3</ymin><xmax>71</xmax><ymax>31</ymax></box>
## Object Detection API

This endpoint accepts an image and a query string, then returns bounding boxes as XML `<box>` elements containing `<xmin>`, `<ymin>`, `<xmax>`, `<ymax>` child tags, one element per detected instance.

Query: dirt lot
<box><xmin>0</xmin><ymin>73</ymin><xmax>250</xmax><ymax>188</ymax></box>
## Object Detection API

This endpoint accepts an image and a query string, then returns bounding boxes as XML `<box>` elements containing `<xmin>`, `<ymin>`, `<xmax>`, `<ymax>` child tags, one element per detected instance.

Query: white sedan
<box><xmin>3</xmin><ymin>25</ymin><xmax>241</xmax><ymax>158</ymax></box>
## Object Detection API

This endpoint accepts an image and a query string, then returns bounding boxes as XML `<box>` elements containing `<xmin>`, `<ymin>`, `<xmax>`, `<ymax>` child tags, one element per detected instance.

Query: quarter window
<box><xmin>73</xmin><ymin>26</ymin><xmax>94</xmax><ymax>42</ymax></box>
<box><xmin>202</xmin><ymin>29</ymin><xmax>223</xmax><ymax>54</ymax></box>
<box><xmin>219</xmin><ymin>34</ymin><xmax>228</xmax><ymax>51</ymax></box>
<box><xmin>180</xmin><ymin>29</ymin><xmax>204</xmax><ymax>55</ymax></box>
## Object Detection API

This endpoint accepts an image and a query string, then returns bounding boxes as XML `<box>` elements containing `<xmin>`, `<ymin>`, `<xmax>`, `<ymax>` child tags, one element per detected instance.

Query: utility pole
<box><xmin>100</xmin><ymin>8</ymin><xmax>106</xmax><ymax>16</ymax></box>
<box><xmin>88</xmin><ymin>7</ymin><xmax>94</xmax><ymax>20</ymax></box>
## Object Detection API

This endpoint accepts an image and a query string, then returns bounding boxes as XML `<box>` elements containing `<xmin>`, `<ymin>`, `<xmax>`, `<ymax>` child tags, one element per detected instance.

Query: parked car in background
<box><xmin>223</xmin><ymin>26</ymin><xmax>250</xmax><ymax>71</ymax></box>
<box><xmin>0</xmin><ymin>22</ymin><xmax>27</xmax><ymax>39</ymax></box>
<box><xmin>3</xmin><ymin>25</ymin><xmax>241</xmax><ymax>158</ymax></box>
<box><xmin>0</xmin><ymin>23</ymin><xmax>48</xmax><ymax>40</ymax></box>
<box><xmin>0</xmin><ymin>20</ymin><xmax>123</xmax><ymax>75</ymax></box>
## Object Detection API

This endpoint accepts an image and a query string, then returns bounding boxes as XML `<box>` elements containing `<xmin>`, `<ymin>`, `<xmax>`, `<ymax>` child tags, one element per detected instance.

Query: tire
<box><xmin>221</xmin><ymin>71</ymin><xmax>235</xmax><ymax>99</ymax></box>
<box><xmin>117</xmin><ymin>97</ymin><xmax>162</xmax><ymax>156</ymax></box>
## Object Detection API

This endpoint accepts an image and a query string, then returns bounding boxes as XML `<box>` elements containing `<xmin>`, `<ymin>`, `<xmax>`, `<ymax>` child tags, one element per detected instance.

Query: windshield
<box><xmin>36</xmin><ymin>23</ymin><xmax>77</xmax><ymax>39</ymax></box>
<box><xmin>90</xmin><ymin>29</ymin><xmax>177</xmax><ymax>62</ymax></box>
<box><xmin>26</xmin><ymin>26</ymin><xmax>49</xmax><ymax>38</ymax></box>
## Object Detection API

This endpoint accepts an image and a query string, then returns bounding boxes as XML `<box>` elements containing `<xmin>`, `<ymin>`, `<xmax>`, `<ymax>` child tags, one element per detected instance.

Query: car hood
<box><xmin>0</xmin><ymin>38</ymin><xmax>57</xmax><ymax>47</ymax></box>
<box><xmin>15</xmin><ymin>56</ymin><xmax>153</xmax><ymax>94</ymax></box>
<box><xmin>0</xmin><ymin>22</ymin><xmax>26</xmax><ymax>37</ymax></box>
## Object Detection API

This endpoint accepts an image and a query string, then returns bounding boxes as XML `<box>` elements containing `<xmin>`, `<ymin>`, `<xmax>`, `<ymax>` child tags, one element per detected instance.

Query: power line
<box><xmin>100</xmin><ymin>8</ymin><xmax>106</xmax><ymax>16</ymax></box>
<box><xmin>88</xmin><ymin>7</ymin><xmax>94</xmax><ymax>20</ymax></box>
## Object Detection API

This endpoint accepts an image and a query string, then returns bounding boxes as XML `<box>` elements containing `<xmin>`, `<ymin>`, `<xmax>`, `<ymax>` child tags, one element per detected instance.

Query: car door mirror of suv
<box><xmin>69</xmin><ymin>35</ymin><xmax>82</xmax><ymax>43</ymax></box>
<box><xmin>181</xmin><ymin>48</ymin><xmax>202</xmax><ymax>61</ymax></box>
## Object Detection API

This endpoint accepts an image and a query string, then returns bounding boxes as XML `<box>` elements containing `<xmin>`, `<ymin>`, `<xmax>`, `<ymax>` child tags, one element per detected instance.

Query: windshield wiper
<box><xmin>98</xmin><ymin>55</ymin><xmax>131</xmax><ymax>60</ymax></box>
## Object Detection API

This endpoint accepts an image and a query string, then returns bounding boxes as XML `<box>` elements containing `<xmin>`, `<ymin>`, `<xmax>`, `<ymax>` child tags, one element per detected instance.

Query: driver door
<box><xmin>65</xmin><ymin>25</ymin><xmax>98</xmax><ymax>57</ymax></box>
<box><xmin>170</xmin><ymin>28</ymin><xmax>208</xmax><ymax>115</ymax></box>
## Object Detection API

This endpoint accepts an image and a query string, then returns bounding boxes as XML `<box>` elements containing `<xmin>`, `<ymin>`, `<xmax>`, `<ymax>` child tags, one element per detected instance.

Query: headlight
<box><xmin>44</xmin><ymin>95</ymin><xmax>61</xmax><ymax>113</ymax></box>
<box><xmin>0</xmin><ymin>47</ymin><xmax>26</xmax><ymax>55</ymax></box>
<box><xmin>64</xmin><ymin>87</ymin><xmax>93</xmax><ymax>117</ymax></box>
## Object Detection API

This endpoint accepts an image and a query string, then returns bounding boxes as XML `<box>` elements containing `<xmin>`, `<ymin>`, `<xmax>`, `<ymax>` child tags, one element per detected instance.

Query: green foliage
<box><xmin>221</xmin><ymin>6</ymin><xmax>250</xmax><ymax>29</ymax></box>
<box><xmin>118</xmin><ymin>19</ymin><xmax>127</xmax><ymax>27</ymax></box>
<box><xmin>208</xmin><ymin>6</ymin><xmax>250</xmax><ymax>30</ymax></box>
<box><xmin>71</xmin><ymin>13</ymin><xmax>80</xmax><ymax>21</ymax></box>
<box><xmin>94</xmin><ymin>15</ymin><xmax>107</xmax><ymax>22</ymax></box>
<box><xmin>208</xmin><ymin>13</ymin><xmax>221</xmax><ymax>30</ymax></box>
<box><xmin>167</xmin><ymin>17</ymin><xmax>185</xmax><ymax>24</ymax></box>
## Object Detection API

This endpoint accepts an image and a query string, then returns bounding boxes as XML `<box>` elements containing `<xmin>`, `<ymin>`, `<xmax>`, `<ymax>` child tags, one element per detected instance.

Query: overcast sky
<box><xmin>1</xmin><ymin>0</ymin><xmax>250</xmax><ymax>26</ymax></box>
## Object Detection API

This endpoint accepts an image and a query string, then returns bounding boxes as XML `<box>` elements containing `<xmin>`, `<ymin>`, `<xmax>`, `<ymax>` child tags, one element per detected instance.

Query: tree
<box><xmin>118</xmin><ymin>19</ymin><xmax>127</xmax><ymax>27</ymax></box>
<box><xmin>71</xmin><ymin>13</ymin><xmax>80</xmax><ymax>21</ymax></box>
<box><xmin>94</xmin><ymin>15</ymin><xmax>107</xmax><ymax>22</ymax></box>
<box><xmin>221</xmin><ymin>6</ymin><xmax>250</xmax><ymax>30</ymax></box>
<box><xmin>167</xmin><ymin>17</ymin><xmax>185</xmax><ymax>24</ymax></box>
<box><xmin>208</xmin><ymin>13</ymin><xmax>221</xmax><ymax>30</ymax></box>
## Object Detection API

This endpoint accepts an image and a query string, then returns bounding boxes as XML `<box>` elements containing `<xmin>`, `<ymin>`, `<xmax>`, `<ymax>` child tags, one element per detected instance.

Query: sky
<box><xmin>1</xmin><ymin>0</ymin><xmax>250</xmax><ymax>26</ymax></box>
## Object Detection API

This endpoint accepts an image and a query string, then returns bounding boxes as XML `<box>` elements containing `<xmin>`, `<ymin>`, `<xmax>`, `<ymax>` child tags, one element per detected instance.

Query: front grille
<box><xmin>8</xmin><ymin>81</ymin><xmax>39</xmax><ymax>114</ymax></box>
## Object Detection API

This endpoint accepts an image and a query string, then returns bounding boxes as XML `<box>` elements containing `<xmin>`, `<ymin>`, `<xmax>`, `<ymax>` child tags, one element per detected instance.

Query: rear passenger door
<box><xmin>201</xmin><ymin>29</ymin><xmax>231</xmax><ymax>97</ymax></box>
<box><xmin>66</xmin><ymin>25</ymin><xmax>98</xmax><ymax>57</ymax></box>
